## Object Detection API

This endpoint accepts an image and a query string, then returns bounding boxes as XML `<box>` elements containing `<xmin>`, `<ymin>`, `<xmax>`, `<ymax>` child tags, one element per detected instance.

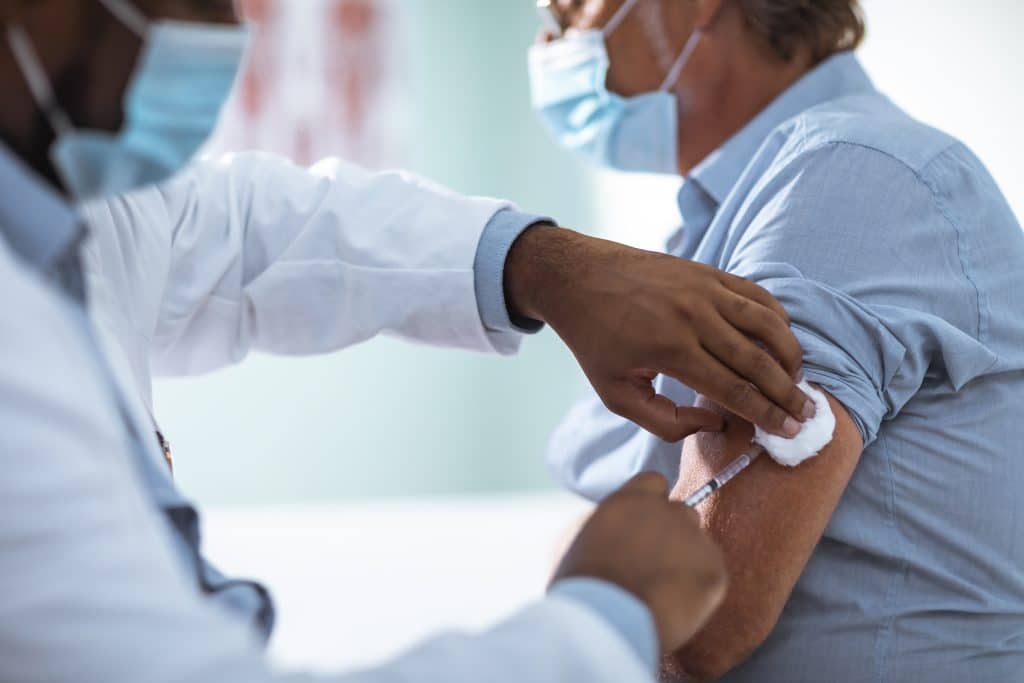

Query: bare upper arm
<box><xmin>664</xmin><ymin>387</ymin><xmax>863</xmax><ymax>681</ymax></box>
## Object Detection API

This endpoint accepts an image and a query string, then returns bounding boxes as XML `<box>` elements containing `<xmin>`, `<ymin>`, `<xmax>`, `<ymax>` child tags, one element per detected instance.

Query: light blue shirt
<box><xmin>548</xmin><ymin>52</ymin><xmax>1024</xmax><ymax>681</ymax></box>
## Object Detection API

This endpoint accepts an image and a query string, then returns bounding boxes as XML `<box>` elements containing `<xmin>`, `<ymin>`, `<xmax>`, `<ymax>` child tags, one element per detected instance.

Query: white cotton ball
<box><xmin>753</xmin><ymin>380</ymin><xmax>836</xmax><ymax>467</ymax></box>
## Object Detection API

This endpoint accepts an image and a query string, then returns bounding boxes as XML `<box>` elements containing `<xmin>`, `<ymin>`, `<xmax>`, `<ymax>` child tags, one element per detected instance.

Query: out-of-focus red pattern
<box><xmin>327</xmin><ymin>0</ymin><xmax>383</xmax><ymax>165</ymax></box>
<box><xmin>237</xmin><ymin>0</ymin><xmax>276</xmax><ymax>134</ymax></box>
<box><xmin>207</xmin><ymin>0</ymin><xmax>405</xmax><ymax>168</ymax></box>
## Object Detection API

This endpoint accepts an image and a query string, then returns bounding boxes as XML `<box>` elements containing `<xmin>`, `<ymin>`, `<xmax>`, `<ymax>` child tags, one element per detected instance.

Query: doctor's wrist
<box><xmin>504</xmin><ymin>223</ymin><xmax>579</xmax><ymax>325</ymax></box>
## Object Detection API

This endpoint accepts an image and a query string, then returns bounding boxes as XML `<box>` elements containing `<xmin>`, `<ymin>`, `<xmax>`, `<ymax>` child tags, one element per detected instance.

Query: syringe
<box><xmin>683</xmin><ymin>445</ymin><xmax>764</xmax><ymax>508</ymax></box>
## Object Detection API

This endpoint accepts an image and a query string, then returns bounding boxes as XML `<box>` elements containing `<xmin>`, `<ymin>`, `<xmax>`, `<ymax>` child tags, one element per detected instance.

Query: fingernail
<box><xmin>802</xmin><ymin>399</ymin><xmax>817</xmax><ymax>420</ymax></box>
<box><xmin>783</xmin><ymin>417</ymin><xmax>801</xmax><ymax>437</ymax></box>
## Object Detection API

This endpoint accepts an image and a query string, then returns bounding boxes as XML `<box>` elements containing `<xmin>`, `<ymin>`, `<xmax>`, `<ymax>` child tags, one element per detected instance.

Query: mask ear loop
<box><xmin>5</xmin><ymin>25</ymin><xmax>72</xmax><ymax>136</ymax></box>
<box><xmin>95</xmin><ymin>0</ymin><xmax>150</xmax><ymax>38</ymax></box>
<box><xmin>659</xmin><ymin>28</ymin><xmax>703</xmax><ymax>91</ymax></box>
<box><xmin>603</xmin><ymin>0</ymin><xmax>644</xmax><ymax>36</ymax></box>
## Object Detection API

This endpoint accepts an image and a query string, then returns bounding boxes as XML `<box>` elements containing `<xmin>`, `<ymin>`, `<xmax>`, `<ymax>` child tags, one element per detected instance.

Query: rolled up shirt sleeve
<box><xmin>726</xmin><ymin>142</ymin><xmax>998</xmax><ymax>446</ymax></box>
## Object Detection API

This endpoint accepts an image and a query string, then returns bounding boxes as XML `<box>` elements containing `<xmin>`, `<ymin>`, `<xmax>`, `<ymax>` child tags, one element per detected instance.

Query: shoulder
<box><xmin>735</xmin><ymin>92</ymin><xmax>994</xmax><ymax>244</ymax></box>
<box><xmin>734</xmin><ymin>96</ymin><xmax>960</xmax><ymax>248</ymax></box>
<box><xmin>775</xmin><ymin>92</ymin><xmax>963</xmax><ymax>177</ymax></box>
<box><xmin>756</xmin><ymin>92</ymin><xmax>1015</xmax><ymax>238</ymax></box>
<box><xmin>725</xmin><ymin>91</ymin><xmax>1024</xmax><ymax>347</ymax></box>
<box><xmin>724</xmin><ymin>97</ymin><xmax>975</xmax><ymax>323</ymax></box>
<box><xmin>742</xmin><ymin>90</ymin><xmax>1023</xmax><ymax>284</ymax></box>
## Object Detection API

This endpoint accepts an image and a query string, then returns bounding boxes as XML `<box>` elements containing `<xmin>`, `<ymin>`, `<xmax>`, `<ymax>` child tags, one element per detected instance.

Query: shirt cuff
<box><xmin>473</xmin><ymin>209</ymin><xmax>551</xmax><ymax>341</ymax></box>
<box><xmin>550</xmin><ymin>577</ymin><xmax>659</xmax><ymax>673</ymax></box>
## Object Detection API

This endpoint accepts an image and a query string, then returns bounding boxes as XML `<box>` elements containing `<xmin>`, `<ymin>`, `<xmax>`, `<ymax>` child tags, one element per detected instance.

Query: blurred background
<box><xmin>152</xmin><ymin>0</ymin><xmax>1024</xmax><ymax>672</ymax></box>
<box><xmin>161</xmin><ymin>0</ymin><xmax>1024</xmax><ymax>507</ymax></box>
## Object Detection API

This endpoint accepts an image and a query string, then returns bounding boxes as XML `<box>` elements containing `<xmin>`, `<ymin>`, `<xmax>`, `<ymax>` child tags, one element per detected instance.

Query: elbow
<box><xmin>664</xmin><ymin>614</ymin><xmax>776</xmax><ymax>681</ymax></box>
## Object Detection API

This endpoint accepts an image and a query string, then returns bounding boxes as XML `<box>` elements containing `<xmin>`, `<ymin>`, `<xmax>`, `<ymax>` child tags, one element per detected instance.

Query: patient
<box><xmin>538</xmin><ymin>0</ymin><xmax>1024</xmax><ymax>680</ymax></box>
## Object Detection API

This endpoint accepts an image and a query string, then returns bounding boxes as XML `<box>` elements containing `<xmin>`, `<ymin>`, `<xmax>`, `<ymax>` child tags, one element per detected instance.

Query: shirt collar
<box><xmin>686</xmin><ymin>51</ymin><xmax>876</xmax><ymax>206</ymax></box>
<box><xmin>0</xmin><ymin>143</ymin><xmax>84</xmax><ymax>272</ymax></box>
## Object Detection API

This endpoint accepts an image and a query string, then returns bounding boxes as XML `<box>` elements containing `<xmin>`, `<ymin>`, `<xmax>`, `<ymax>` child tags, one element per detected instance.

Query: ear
<box><xmin>694</xmin><ymin>0</ymin><xmax>728</xmax><ymax>31</ymax></box>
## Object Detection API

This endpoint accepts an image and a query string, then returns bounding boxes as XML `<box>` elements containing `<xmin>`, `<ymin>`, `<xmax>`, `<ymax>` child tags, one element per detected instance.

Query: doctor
<box><xmin>0</xmin><ymin>1</ymin><xmax>808</xmax><ymax>681</ymax></box>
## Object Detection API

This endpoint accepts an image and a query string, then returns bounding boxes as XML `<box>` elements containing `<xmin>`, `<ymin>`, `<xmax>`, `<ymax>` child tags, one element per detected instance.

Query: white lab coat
<box><xmin>80</xmin><ymin>151</ymin><xmax>522</xmax><ymax>408</ymax></box>
<box><xmin>0</xmin><ymin>151</ymin><xmax>657</xmax><ymax>682</ymax></box>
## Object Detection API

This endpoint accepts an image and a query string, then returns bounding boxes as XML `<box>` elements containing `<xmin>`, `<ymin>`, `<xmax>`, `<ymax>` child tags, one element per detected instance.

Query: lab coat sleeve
<box><xmin>82</xmin><ymin>152</ymin><xmax>530</xmax><ymax>377</ymax></box>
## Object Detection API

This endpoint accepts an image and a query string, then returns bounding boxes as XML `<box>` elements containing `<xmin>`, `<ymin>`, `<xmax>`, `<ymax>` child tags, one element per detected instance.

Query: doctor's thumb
<box><xmin>618</xmin><ymin>472</ymin><xmax>672</xmax><ymax>497</ymax></box>
<box><xmin>606</xmin><ymin>380</ymin><xmax>725</xmax><ymax>443</ymax></box>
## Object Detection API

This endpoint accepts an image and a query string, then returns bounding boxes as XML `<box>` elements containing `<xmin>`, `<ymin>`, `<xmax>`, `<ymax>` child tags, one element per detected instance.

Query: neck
<box><xmin>674</xmin><ymin>18</ymin><xmax>814</xmax><ymax>175</ymax></box>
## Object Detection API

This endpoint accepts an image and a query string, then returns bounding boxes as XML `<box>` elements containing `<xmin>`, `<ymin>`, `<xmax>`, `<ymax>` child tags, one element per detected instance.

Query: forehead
<box><xmin>135</xmin><ymin>0</ymin><xmax>240</xmax><ymax>24</ymax></box>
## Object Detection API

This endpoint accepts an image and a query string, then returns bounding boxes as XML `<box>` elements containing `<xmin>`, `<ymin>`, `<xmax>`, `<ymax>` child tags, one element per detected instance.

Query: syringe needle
<box><xmin>683</xmin><ymin>446</ymin><xmax>764</xmax><ymax>508</ymax></box>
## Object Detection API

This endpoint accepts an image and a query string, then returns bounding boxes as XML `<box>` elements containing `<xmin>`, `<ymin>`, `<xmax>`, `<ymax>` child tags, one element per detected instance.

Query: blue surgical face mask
<box><xmin>6</xmin><ymin>0</ymin><xmax>249</xmax><ymax>201</ymax></box>
<box><xmin>528</xmin><ymin>0</ymin><xmax>702</xmax><ymax>175</ymax></box>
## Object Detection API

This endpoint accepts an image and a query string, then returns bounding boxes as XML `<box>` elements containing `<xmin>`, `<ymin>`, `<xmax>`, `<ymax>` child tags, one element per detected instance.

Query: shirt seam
<box><xmin>872</xmin><ymin>430</ymin><xmax>909</xmax><ymax>683</ymax></box>
<box><xmin>917</xmin><ymin>148</ymin><xmax>990</xmax><ymax>346</ymax></box>
<box><xmin>814</xmin><ymin>140</ymin><xmax>986</xmax><ymax>343</ymax></box>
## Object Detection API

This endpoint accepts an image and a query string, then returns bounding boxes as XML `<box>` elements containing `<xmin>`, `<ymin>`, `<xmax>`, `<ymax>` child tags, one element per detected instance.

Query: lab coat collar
<box><xmin>0</xmin><ymin>143</ymin><xmax>84</xmax><ymax>272</ymax></box>
<box><xmin>685</xmin><ymin>51</ymin><xmax>877</xmax><ymax>207</ymax></box>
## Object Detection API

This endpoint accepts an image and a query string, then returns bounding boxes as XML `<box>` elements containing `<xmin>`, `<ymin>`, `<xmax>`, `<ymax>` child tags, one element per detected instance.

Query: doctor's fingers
<box><xmin>666</xmin><ymin>351</ymin><xmax>802</xmax><ymax>438</ymax></box>
<box><xmin>715</xmin><ymin>286</ymin><xmax>803</xmax><ymax>378</ymax></box>
<box><xmin>718</xmin><ymin>271</ymin><xmax>791</xmax><ymax>324</ymax></box>
<box><xmin>703</xmin><ymin>315</ymin><xmax>813</xmax><ymax>423</ymax></box>
<box><xmin>600</xmin><ymin>375</ymin><xmax>725</xmax><ymax>443</ymax></box>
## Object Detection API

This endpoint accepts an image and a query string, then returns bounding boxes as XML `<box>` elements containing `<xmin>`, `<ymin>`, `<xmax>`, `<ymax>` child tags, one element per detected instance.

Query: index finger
<box><xmin>718</xmin><ymin>273</ymin><xmax>791</xmax><ymax>326</ymax></box>
<box><xmin>719</xmin><ymin>292</ymin><xmax>804</xmax><ymax>379</ymax></box>
<box><xmin>703</xmin><ymin>318</ymin><xmax>813</xmax><ymax>422</ymax></box>
<box><xmin>714</xmin><ymin>275</ymin><xmax>802</xmax><ymax>377</ymax></box>
<box><xmin>671</xmin><ymin>353</ymin><xmax>803</xmax><ymax>438</ymax></box>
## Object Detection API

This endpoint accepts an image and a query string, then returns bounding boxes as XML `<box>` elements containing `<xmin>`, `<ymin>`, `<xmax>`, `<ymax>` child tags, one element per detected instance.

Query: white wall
<box><xmin>859</xmin><ymin>0</ymin><xmax>1023</xmax><ymax>219</ymax></box>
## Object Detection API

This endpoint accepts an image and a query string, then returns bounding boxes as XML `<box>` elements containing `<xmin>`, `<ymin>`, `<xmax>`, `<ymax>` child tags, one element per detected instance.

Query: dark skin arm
<box><xmin>664</xmin><ymin>387</ymin><xmax>863</xmax><ymax>681</ymax></box>
<box><xmin>505</xmin><ymin>225</ymin><xmax>816</xmax><ymax>442</ymax></box>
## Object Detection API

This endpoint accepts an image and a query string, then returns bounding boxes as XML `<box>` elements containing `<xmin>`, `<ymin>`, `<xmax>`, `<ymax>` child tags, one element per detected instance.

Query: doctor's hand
<box><xmin>505</xmin><ymin>225</ymin><xmax>812</xmax><ymax>441</ymax></box>
<box><xmin>551</xmin><ymin>472</ymin><xmax>727</xmax><ymax>656</ymax></box>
